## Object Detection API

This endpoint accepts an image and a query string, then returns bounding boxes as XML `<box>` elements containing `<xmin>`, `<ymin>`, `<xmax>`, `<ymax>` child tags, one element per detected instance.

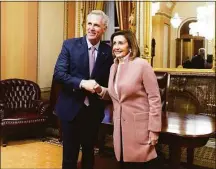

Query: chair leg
<box><xmin>39</xmin><ymin>125</ymin><xmax>47</xmax><ymax>142</ymax></box>
<box><xmin>2</xmin><ymin>135</ymin><xmax>7</xmax><ymax>147</ymax></box>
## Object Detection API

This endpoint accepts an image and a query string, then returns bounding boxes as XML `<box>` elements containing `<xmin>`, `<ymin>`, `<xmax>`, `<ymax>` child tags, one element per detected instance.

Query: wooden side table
<box><xmin>159</xmin><ymin>112</ymin><xmax>215</xmax><ymax>169</ymax></box>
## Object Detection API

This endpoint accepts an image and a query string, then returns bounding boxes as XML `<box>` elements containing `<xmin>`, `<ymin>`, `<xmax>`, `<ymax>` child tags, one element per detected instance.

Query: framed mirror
<box><xmin>77</xmin><ymin>1</ymin><xmax>215</xmax><ymax>72</ymax></box>
<box><xmin>152</xmin><ymin>2</ymin><xmax>215</xmax><ymax>71</ymax></box>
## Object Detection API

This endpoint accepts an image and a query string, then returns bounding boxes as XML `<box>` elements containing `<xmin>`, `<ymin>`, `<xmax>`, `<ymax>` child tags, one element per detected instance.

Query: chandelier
<box><xmin>189</xmin><ymin>2</ymin><xmax>215</xmax><ymax>40</ymax></box>
<box><xmin>171</xmin><ymin>13</ymin><xmax>182</xmax><ymax>28</ymax></box>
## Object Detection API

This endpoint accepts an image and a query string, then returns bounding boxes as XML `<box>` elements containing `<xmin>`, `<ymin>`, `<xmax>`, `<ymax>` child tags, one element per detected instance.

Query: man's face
<box><xmin>86</xmin><ymin>14</ymin><xmax>106</xmax><ymax>45</ymax></box>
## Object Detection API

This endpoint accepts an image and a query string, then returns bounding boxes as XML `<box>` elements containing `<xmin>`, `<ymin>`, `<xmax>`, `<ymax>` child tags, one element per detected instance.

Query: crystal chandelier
<box><xmin>171</xmin><ymin>13</ymin><xmax>182</xmax><ymax>28</ymax></box>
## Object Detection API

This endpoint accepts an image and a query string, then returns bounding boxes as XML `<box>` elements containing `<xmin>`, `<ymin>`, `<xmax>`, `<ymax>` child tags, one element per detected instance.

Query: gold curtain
<box><xmin>115</xmin><ymin>2</ymin><xmax>136</xmax><ymax>33</ymax></box>
<box><xmin>81</xmin><ymin>1</ymin><xmax>104</xmax><ymax>35</ymax></box>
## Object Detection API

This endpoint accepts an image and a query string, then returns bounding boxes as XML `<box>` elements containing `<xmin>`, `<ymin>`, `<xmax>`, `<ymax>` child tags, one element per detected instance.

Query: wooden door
<box><xmin>193</xmin><ymin>39</ymin><xmax>205</xmax><ymax>56</ymax></box>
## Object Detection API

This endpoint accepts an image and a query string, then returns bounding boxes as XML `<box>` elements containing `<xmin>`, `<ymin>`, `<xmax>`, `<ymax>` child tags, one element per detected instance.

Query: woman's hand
<box><xmin>94</xmin><ymin>83</ymin><xmax>102</xmax><ymax>94</ymax></box>
<box><xmin>148</xmin><ymin>131</ymin><xmax>159</xmax><ymax>146</ymax></box>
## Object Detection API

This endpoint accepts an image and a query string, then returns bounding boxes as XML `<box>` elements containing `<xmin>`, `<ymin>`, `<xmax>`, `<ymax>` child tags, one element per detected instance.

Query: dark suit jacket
<box><xmin>53</xmin><ymin>36</ymin><xmax>113</xmax><ymax>121</ymax></box>
<box><xmin>191</xmin><ymin>55</ymin><xmax>205</xmax><ymax>69</ymax></box>
<box><xmin>183</xmin><ymin>59</ymin><xmax>192</xmax><ymax>68</ymax></box>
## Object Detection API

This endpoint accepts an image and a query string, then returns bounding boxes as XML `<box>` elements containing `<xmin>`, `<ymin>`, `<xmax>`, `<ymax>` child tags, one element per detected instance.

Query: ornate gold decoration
<box><xmin>144</xmin><ymin>45</ymin><xmax>149</xmax><ymax>56</ymax></box>
<box><xmin>80</xmin><ymin>2</ymin><xmax>85</xmax><ymax>35</ymax></box>
<box><xmin>213</xmin><ymin>37</ymin><xmax>216</xmax><ymax>71</ymax></box>
<box><xmin>75</xmin><ymin>2</ymin><xmax>82</xmax><ymax>37</ymax></box>
<box><xmin>153</xmin><ymin>67</ymin><xmax>215</xmax><ymax>74</ymax></box>
<box><xmin>129</xmin><ymin>2</ymin><xmax>136</xmax><ymax>34</ymax></box>
<box><xmin>142</xmin><ymin>45</ymin><xmax>149</xmax><ymax>59</ymax></box>
<box><xmin>167</xmin><ymin>72</ymin><xmax>215</xmax><ymax>117</ymax></box>
<box><xmin>213</xmin><ymin>3</ymin><xmax>216</xmax><ymax>72</ymax></box>
<box><xmin>135</xmin><ymin>1</ymin><xmax>141</xmax><ymax>45</ymax></box>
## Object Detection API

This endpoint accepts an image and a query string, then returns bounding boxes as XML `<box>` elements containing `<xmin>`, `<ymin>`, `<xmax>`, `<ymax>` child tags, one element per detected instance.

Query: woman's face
<box><xmin>112</xmin><ymin>35</ymin><xmax>130</xmax><ymax>59</ymax></box>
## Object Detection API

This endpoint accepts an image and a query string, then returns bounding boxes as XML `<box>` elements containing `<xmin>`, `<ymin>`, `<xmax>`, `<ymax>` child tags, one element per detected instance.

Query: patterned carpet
<box><xmin>159</xmin><ymin>142</ymin><xmax>216</xmax><ymax>169</ymax></box>
<box><xmin>45</xmin><ymin>136</ymin><xmax>216</xmax><ymax>169</ymax></box>
<box><xmin>1</xmin><ymin>139</ymin><xmax>63</xmax><ymax>168</ymax></box>
<box><xmin>1</xmin><ymin>137</ymin><xmax>215</xmax><ymax>169</ymax></box>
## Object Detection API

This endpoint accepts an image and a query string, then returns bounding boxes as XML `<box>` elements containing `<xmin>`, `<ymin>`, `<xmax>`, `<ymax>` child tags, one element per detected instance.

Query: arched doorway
<box><xmin>175</xmin><ymin>19</ymin><xmax>205</xmax><ymax>67</ymax></box>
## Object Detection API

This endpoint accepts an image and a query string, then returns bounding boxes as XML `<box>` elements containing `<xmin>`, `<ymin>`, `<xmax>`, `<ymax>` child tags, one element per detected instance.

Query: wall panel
<box><xmin>38</xmin><ymin>2</ymin><xmax>64</xmax><ymax>90</ymax></box>
<box><xmin>1</xmin><ymin>2</ymin><xmax>38</xmax><ymax>81</ymax></box>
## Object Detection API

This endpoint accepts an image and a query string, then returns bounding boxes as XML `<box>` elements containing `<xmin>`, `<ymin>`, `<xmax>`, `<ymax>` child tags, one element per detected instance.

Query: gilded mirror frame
<box><xmin>75</xmin><ymin>1</ymin><xmax>215</xmax><ymax>73</ymax></box>
<box><xmin>149</xmin><ymin>2</ymin><xmax>215</xmax><ymax>73</ymax></box>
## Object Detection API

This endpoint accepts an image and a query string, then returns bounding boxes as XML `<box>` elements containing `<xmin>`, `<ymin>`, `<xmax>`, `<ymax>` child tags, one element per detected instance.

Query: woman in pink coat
<box><xmin>94</xmin><ymin>30</ymin><xmax>162</xmax><ymax>169</ymax></box>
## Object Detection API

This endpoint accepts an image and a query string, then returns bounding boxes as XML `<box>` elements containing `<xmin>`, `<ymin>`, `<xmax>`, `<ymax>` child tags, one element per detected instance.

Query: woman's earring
<box><xmin>129</xmin><ymin>49</ymin><xmax>132</xmax><ymax>52</ymax></box>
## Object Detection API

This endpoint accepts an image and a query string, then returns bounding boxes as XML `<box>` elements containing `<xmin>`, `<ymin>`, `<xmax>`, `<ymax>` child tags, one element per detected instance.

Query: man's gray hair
<box><xmin>198</xmin><ymin>48</ymin><xmax>205</xmax><ymax>56</ymax></box>
<box><xmin>87</xmin><ymin>10</ymin><xmax>109</xmax><ymax>28</ymax></box>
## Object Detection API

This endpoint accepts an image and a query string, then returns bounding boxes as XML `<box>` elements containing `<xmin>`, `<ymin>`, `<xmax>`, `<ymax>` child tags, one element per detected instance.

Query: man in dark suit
<box><xmin>182</xmin><ymin>57</ymin><xmax>192</xmax><ymax>68</ymax></box>
<box><xmin>53</xmin><ymin>10</ymin><xmax>113</xmax><ymax>169</ymax></box>
<box><xmin>191</xmin><ymin>48</ymin><xmax>205</xmax><ymax>69</ymax></box>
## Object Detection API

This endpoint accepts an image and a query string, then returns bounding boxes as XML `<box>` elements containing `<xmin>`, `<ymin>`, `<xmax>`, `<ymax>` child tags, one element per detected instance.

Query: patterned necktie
<box><xmin>89</xmin><ymin>46</ymin><xmax>96</xmax><ymax>76</ymax></box>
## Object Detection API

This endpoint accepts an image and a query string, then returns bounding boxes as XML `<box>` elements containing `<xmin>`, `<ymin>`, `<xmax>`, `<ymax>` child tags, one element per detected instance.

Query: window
<box><xmin>104</xmin><ymin>2</ymin><xmax>119</xmax><ymax>40</ymax></box>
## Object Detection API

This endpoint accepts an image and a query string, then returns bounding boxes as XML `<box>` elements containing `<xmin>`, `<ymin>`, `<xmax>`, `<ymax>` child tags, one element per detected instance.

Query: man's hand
<box><xmin>81</xmin><ymin>80</ymin><xmax>97</xmax><ymax>93</ymax></box>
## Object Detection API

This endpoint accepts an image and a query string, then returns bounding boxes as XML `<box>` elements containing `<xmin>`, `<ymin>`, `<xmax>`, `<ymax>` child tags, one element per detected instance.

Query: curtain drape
<box><xmin>115</xmin><ymin>1</ymin><xmax>135</xmax><ymax>32</ymax></box>
<box><xmin>81</xmin><ymin>2</ymin><xmax>104</xmax><ymax>35</ymax></box>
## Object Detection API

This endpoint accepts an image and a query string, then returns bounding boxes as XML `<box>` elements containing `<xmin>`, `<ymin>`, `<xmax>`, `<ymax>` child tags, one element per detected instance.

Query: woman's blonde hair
<box><xmin>110</xmin><ymin>30</ymin><xmax>140</xmax><ymax>60</ymax></box>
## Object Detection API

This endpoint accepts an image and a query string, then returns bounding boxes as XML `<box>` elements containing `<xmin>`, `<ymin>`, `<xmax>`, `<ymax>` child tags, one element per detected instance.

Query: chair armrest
<box><xmin>33</xmin><ymin>100</ymin><xmax>50</xmax><ymax>116</ymax></box>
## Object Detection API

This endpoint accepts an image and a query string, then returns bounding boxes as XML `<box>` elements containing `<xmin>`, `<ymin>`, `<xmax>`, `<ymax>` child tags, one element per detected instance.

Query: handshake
<box><xmin>81</xmin><ymin>79</ymin><xmax>102</xmax><ymax>94</ymax></box>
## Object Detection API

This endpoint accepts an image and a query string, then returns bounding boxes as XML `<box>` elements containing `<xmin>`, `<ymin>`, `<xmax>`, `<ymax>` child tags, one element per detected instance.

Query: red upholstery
<box><xmin>0</xmin><ymin>79</ymin><xmax>49</xmax><ymax>146</ymax></box>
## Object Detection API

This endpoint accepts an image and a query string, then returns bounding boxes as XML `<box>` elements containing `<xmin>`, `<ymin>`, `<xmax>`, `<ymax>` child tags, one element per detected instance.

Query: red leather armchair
<box><xmin>0</xmin><ymin>79</ymin><xmax>49</xmax><ymax>146</ymax></box>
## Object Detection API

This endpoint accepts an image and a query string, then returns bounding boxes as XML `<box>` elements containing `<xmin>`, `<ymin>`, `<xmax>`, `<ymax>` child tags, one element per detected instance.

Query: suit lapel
<box><xmin>79</xmin><ymin>37</ymin><xmax>90</xmax><ymax>78</ymax></box>
<box><xmin>91</xmin><ymin>43</ymin><xmax>109</xmax><ymax>78</ymax></box>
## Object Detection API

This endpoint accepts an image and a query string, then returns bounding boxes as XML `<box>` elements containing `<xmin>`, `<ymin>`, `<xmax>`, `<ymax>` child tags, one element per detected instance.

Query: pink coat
<box><xmin>101</xmin><ymin>57</ymin><xmax>162</xmax><ymax>162</ymax></box>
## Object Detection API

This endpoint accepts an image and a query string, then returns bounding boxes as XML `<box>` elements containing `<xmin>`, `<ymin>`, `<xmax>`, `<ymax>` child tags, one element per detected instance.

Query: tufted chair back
<box><xmin>155</xmin><ymin>72</ymin><xmax>169</xmax><ymax>113</ymax></box>
<box><xmin>0</xmin><ymin>79</ymin><xmax>41</xmax><ymax>117</ymax></box>
<box><xmin>0</xmin><ymin>79</ymin><xmax>50</xmax><ymax>147</ymax></box>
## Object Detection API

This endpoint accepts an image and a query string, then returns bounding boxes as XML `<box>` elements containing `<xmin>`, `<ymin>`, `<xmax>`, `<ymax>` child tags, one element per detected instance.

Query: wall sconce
<box><xmin>171</xmin><ymin>13</ymin><xmax>182</xmax><ymax>28</ymax></box>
